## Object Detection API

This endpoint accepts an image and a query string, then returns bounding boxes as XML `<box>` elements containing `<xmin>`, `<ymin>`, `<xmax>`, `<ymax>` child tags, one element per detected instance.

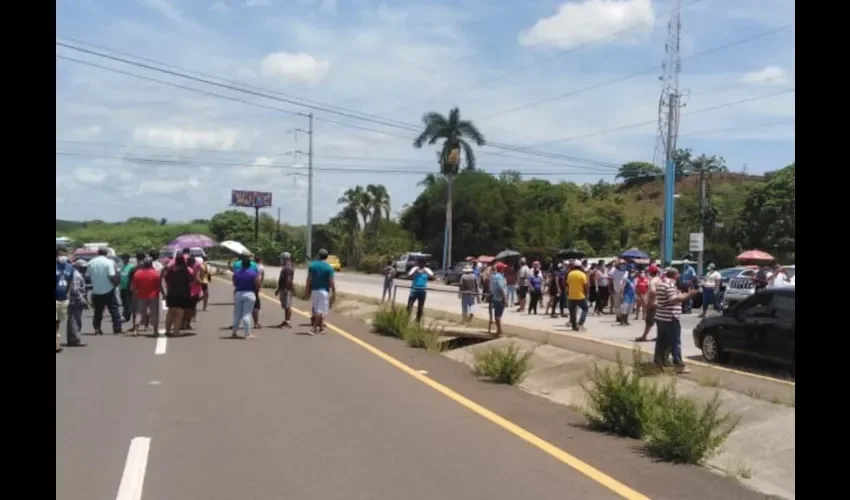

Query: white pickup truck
<box><xmin>393</xmin><ymin>252</ymin><xmax>438</xmax><ymax>279</ymax></box>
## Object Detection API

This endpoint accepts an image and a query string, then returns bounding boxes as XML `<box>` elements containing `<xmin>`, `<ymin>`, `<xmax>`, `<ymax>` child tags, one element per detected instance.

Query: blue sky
<box><xmin>56</xmin><ymin>0</ymin><xmax>795</xmax><ymax>224</ymax></box>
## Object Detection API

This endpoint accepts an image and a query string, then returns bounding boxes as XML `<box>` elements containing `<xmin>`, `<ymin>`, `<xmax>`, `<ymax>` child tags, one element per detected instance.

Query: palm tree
<box><xmin>413</xmin><ymin>107</ymin><xmax>485</xmax><ymax>269</ymax></box>
<box><xmin>337</xmin><ymin>186</ymin><xmax>370</xmax><ymax>229</ymax></box>
<box><xmin>365</xmin><ymin>184</ymin><xmax>391</xmax><ymax>233</ymax></box>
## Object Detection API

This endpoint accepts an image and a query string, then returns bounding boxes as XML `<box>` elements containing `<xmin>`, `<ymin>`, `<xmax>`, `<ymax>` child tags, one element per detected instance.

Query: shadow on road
<box><xmin>685</xmin><ymin>354</ymin><xmax>794</xmax><ymax>381</ymax></box>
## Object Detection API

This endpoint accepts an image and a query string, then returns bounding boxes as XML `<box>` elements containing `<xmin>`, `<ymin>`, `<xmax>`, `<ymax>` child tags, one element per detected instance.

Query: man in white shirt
<box><xmin>611</xmin><ymin>260</ymin><xmax>628</xmax><ymax>321</ymax></box>
<box><xmin>85</xmin><ymin>248</ymin><xmax>122</xmax><ymax>335</ymax></box>
<box><xmin>700</xmin><ymin>263</ymin><xmax>722</xmax><ymax>317</ymax></box>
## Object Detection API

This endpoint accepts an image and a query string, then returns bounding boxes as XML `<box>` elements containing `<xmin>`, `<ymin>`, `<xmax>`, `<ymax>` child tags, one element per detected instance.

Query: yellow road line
<box><xmin>214</xmin><ymin>277</ymin><xmax>649</xmax><ymax>499</ymax></box>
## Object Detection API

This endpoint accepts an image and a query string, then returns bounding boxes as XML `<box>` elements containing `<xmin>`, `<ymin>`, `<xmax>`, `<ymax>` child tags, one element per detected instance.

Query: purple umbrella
<box><xmin>169</xmin><ymin>233</ymin><xmax>217</xmax><ymax>249</ymax></box>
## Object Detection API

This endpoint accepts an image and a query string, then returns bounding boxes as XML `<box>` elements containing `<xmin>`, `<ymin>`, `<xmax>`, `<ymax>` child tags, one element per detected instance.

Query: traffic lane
<box><xmin>142</xmin><ymin>282</ymin><xmax>621</xmax><ymax>500</ymax></box>
<box><xmin>290</xmin><ymin>302</ymin><xmax>771</xmax><ymax>500</ymax></box>
<box><xmin>57</xmin><ymin>311</ymin><xmax>162</xmax><ymax>500</ymax></box>
<box><xmin>289</xmin><ymin>266</ymin><xmax>459</xmax><ymax>293</ymax></box>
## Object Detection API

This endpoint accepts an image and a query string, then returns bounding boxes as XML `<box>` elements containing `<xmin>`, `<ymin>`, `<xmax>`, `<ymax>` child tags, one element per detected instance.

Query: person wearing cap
<box><xmin>516</xmin><ymin>257</ymin><xmax>530</xmax><ymax>313</ymax></box>
<box><xmin>566</xmin><ymin>260</ymin><xmax>589</xmax><ymax>331</ymax></box>
<box><xmin>700</xmin><ymin>263</ymin><xmax>722</xmax><ymax>317</ymax></box>
<box><xmin>489</xmin><ymin>262</ymin><xmax>509</xmax><ymax>336</ymax></box>
<box><xmin>458</xmin><ymin>264</ymin><xmax>477</xmax><ymax>322</ymax></box>
<box><xmin>653</xmin><ymin>267</ymin><xmax>699</xmax><ymax>374</ymax></box>
<box><xmin>65</xmin><ymin>258</ymin><xmax>90</xmax><ymax>348</ymax></box>
<box><xmin>305</xmin><ymin>249</ymin><xmax>336</xmax><ymax>334</ymax></box>
<box><xmin>406</xmin><ymin>256</ymin><xmax>434</xmax><ymax>323</ymax></box>
<box><xmin>273</xmin><ymin>252</ymin><xmax>295</xmax><ymax>328</ymax></box>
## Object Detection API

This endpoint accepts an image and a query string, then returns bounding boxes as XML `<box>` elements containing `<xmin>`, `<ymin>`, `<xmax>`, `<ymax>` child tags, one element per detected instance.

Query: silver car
<box><xmin>722</xmin><ymin>265</ymin><xmax>795</xmax><ymax>308</ymax></box>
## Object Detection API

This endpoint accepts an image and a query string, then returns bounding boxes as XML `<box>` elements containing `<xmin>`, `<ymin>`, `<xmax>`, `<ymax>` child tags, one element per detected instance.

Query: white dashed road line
<box><xmin>115</xmin><ymin>437</ymin><xmax>151</xmax><ymax>500</ymax></box>
<box><xmin>154</xmin><ymin>335</ymin><xmax>167</xmax><ymax>355</ymax></box>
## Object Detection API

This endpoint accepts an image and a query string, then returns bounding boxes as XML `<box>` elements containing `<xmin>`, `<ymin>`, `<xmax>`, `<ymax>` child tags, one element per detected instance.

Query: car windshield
<box><xmin>161</xmin><ymin>250</ymin><xmax>175</xmax><ymax>259</ymax></box>
<box><xmin>720</xmin><ymin>268</ymin><xmax>745</xmax><ymax>279</ymax></box>
<box><xmin>189</xmin><ymin>249</ymin><xmax>205</xmax><ymax>257</ymax></box>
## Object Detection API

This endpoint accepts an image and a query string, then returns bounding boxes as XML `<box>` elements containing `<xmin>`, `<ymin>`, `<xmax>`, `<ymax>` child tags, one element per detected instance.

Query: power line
<box><xmin>678</xmin><ymin>119</ymin><xmax>794</xmax><ymax>138</ymax></box>
<box><xmin>55</xmin><ymin>140</ymin><xmax>619</xmax><ymax>171</ymax></box>
<box><xmin>56</xmin><ymin>41</ymin><xmax>623</xmax><ymax>168</ymax></box>
<box><xmin>56</xmin><ymin>151</ymin><xmax>619</xmax><ymax>177</ymax></box>
<box><xmin>474</xmin><ymin>23</ymin><xmax>794</xmax><ymax>121</ymax></box>
<box><xmin>374</xmin><ymin>0</ymin><xmax>706</xmax><ymax>117</ymax></box>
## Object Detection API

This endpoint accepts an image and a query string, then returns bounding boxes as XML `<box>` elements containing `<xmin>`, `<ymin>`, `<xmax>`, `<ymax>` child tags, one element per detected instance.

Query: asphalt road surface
<box><xmin>57</xmin><ymin>281</ymin><xmax>766</xmax><ymax>500</ymax></box>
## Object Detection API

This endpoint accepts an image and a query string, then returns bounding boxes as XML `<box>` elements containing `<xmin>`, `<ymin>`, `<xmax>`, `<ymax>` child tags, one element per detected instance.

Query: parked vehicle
<box><xmin>326</xmin><ymin>254</ymin><xmax>342</xmax><ymax>271</ymax></box>
<box><xmin>393</xmin><ymin>252</ymin><xmax>437</xmax><ymax>279</ymax></box>
<box><xmin>693</xmin><ymin>288</ymin><xmax>794</xmax><ymax>371</ymax></box>
<box><xmin>443</xmin><ymin>262</ymin><xmax>467</xmax><ymax>285</ymax></box>
<box><xmin>722</xmin><ymin>265</ymin><xmax>795</xmax><ymax>308</ymax></box>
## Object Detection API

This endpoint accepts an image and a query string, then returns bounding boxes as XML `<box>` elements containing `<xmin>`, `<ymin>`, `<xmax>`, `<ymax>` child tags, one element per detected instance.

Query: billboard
<box><xmin>231</xmin><ymin>190</ymin><xmax>273</xmax><ymax>208</ymax></box>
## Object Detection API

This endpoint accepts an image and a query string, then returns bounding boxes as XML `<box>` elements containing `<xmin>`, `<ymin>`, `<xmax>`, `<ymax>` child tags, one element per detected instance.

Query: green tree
<box><xmin>365</xmin><ymin>184</ymin><xmax>391</xmax><ymax>234</ymax></box>
<box><xmin>413</xmin><ymin>107</ymin><xmax>486</xmax><ymax>268</ymax></box>
<box><xmin>209</xmin><ymin>210</ymin><xmax>253</xmax><ymax>243</ymax></box>
<box><xmin>616</xmin><ymin>162</ymin><xmax>662</xmax><ymax>184</ymax></box>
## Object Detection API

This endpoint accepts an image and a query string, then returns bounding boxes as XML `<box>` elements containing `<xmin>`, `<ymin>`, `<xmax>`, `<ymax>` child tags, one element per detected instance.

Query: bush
<box><xmin>371</xmin><ymin>306</ymin><xmax>410</xmax><ymax>338</ymax></box>
<box><xmin>580</xmin><ymin>357</ymin><xmax>664</xmax><ymax>439</ymax></box>
<box><xmin>473</xmin><ymin>343</ymin><xmax>534</xmax><ymax>385</ymax></box>
<box><xmin>357</xmin><ymin>254</ymin><xmax>389</xmax><ymax>274</ymax></box>
<box><xmin>402</xmin><ymin>321</ymin><xmax>446</xmax><ymax>352</ymax></box>
<box><xmin>644</xmin><ymin>390</ymin><xmax>739</xmax><ymax>464</ymax></box>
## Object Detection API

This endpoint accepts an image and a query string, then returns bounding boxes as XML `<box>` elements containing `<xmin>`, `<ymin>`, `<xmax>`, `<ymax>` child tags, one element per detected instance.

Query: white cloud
<box><xmin>210</xmin><ymin>1</ymin><xmax>228</xmax><ymax>13</ymax></box>
<box><xmin>244</xmin><ymin>0</ymin><xmax>269</xmax><ymax>7</ymax></box>
<box><xmin>740</xmin><ymin>66</ymin><xmax>789</xmax><ymax>85</ymax></box>
<box><xmin>66</xmin><ymin>125</ymin><xmax>102</xmax><ymax>141</ymax></box>
<box><xmin>132</xmin><ymin>126</ymin><xmax>243</xmax><ymax>150</ymax></box>
<box><xmin>260</xmin><ymin>52</ymin><xmax>330</xmax><ymax>85</ymax></box>
<box><xmin>72</xmin><ymin>166</ymin><xmax>109</xmax><ymax>185</ymax></box>
<box><xmin>519</xmin><ymin>0</ymin><xmax>655</xmax><ymax>49</ymax></box>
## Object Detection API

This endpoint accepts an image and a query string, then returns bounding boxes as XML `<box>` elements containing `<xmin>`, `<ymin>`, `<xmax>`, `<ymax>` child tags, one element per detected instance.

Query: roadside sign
<box><xmin>689</xmin><ymin>232</ymin><xmax>704</xmax><ymax>252</ymax></box>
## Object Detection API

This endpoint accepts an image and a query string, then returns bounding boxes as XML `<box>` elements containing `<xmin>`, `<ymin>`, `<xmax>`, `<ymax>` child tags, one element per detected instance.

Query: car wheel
<box><xmin>701</xmin><ymin>333</ymin><xmax>727</xmax><ymax>364</ymax></box>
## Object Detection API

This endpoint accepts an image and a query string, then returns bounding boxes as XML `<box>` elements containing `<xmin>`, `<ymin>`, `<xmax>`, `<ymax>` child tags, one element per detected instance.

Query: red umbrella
<box><xmin>736</xmin><ymin>250</ymin><xmax>775</xmax><ymax>262</ymax></box>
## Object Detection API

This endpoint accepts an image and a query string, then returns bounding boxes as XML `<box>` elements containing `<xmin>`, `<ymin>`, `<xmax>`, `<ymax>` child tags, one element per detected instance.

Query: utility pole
<box><xmin>276</xmin><ymin>206</ymin><xmax>282</xmax><ymax>241</ymax></box>
<box><xmin>306</xmin><ymin>113</ymin><xmax>314</xmax><ymax>261</ymax></box>
<box><xmin>697</xmin><ymin>168</ymin><xmax>707</xmax><ymax>275</ymax></box>
<box><xmin>662</xmin><ymin>92</ymin><xmax>678</xmax><ymax>266</ymax></box>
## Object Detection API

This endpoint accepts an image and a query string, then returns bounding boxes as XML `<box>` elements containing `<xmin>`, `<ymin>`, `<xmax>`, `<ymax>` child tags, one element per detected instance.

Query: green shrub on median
<box><xmin>644</xmin><ymin>389</ymin><xmax>739</xmax><ymax>464</ymax></box>
<box><xmin>473</xmin><ymin>343</ymin><xmax>534</xmax><ymax>386</ymax></box>
<box><xmin>402</xmin><ymin>321</ymin><xmax>446</xmax><ymax>353</ymax></box>
<box><xmin>579</xmin><ymin>353</ymin><xmax>740</xmax><ymax>464</ymax></box>
<box><xmin>371</xmin><ymin>306</ymin><xmax>410</xmax><ymax>338</ymax></box>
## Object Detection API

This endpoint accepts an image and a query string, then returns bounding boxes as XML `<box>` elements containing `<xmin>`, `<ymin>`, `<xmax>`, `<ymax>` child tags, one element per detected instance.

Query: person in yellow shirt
<box><xmin>566</xmin><ymin>260</ymin><xmax>589</xmax><ymax>332</ymax></box>
<box><xmin>198</xmin><ymin>257</ymin><xmax>212</xmax><ymax>311</ymax></box>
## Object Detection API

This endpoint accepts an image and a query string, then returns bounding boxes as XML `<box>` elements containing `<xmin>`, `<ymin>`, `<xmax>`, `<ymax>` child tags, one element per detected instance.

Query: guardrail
<box><xmin>392</xmin><ymin>283</ymin><xmax>495</xmax><ymax>334</ymax></box>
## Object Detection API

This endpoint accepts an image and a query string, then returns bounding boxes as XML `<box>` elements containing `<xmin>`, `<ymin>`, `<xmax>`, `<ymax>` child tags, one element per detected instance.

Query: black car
<box><xmin>443</xmin><ymin>262</ymin><xmax>468</xmax><ymax>285</ymax></box>
<box><xmin>693</xmin><ymin>288</ymin><xmax>795</xmax><ymax>371</ymax></box>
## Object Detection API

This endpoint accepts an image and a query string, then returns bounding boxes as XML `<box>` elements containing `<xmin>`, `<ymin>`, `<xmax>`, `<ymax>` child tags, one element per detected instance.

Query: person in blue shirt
<box><xmin>527</xmin><ymin>267</ymin><xmax>543</xmax><ymax>315</ymax></box>
<box><xmin>56</xmin><ymin>248</ymin><xmax>77</xmax><ymax>352</ymax></box>
<box><xmin>489</xmin><ymin>262</ymin><xmax>509</xmax><ymax>335</ymax></box>
<box><xmin>305</xmin><ymin>249</ymin><xmax>336</xmax><ymax>335</ymax></box>
<box><xmin>406</xmin><ymin>257</ymin><xmax>434</xmax><ymax>322</ymax></box>
<box><xmin>681</xmin><ymin>262</ymin><xmax>697</xmax><ymax>314</ymax></box>
<box><xmin>619</xmin><ymin>268</ymin><xmax>637</xmax><ymax>326</ymax></box>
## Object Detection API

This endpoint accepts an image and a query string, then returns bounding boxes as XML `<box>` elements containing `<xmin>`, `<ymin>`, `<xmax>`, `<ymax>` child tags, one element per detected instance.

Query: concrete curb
<box><xmin>212</xmin><ymin>264</ymin><xmax>794</xmax><ymax>406</ymax></box>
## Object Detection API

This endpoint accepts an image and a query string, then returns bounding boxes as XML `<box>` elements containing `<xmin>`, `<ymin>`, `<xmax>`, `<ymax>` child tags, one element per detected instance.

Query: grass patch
<box><xmin>402</xmin><ymin>321</ymin><xmax>447</xmax><ymax>352</ymax></box>
<box><xmin>473</xmin><ymin>343</ymin><xmax>534</xmax><ymax>385</ymax></box>
<box><xmin>644</xmin><ymin>389</ymin><xmax>740</xmax><ymax>464</ymax></box>
<box><xmin>579</xmin><ymin>350</ymin><xmax>740</xmax><ymax>464</ymax></box>
<box><xmin>371</xmin><ymin>305</ymin><xmax>410</xmax><ymax>338</ymax></box>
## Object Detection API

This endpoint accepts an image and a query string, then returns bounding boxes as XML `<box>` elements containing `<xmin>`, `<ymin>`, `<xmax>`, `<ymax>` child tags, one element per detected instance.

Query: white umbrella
<box><xmin>220</xmin><ymin>240</ymin><xmax>251</xmax><ymax>255</ymax></box>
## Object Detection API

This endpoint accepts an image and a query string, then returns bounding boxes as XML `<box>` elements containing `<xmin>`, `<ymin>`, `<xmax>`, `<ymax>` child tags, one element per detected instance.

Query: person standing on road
<box><xmin>273</xmin><ymin>252</ymin><xmax>295</xmax><ymax>329</ymax></box>
<box><xmin>381</xmin><ymin>258</ymin><xmax>395</xmax><ymax>303</ymax></box>
<box><xmin>56</xmin><ymin>249</ymin><xmax>77</xmax><ymax>352</ymax></box>
<box><xmin>611</xmin><ymin>260</ymin><xmax>628</xmax><ymax>322</ymax></box>
<box><xmin>164</xmin><ymin>255</ymin><xmax>194</xmax><ymax>336</ymax></box>
<box><xmin>306</xmin><ymin>249</ymin><xmax>336</xmax><ymax>335</ymax></box>
<box><xmin>182</xmin><ymin>256</ymin><xmax>203</xmax><ymax>330</ymax></box>
<box><xmin>528</xmin><ymin>267</ymin><xmax>543</xmax><ymax>315</ymax></box>
<box><xmin>252</xmin><ymin>257</ymin><xmax>265</xmax><ymax>329</ymax></box>
<box><xmin>593</xmin><ymin>260</ymin><xmax>609</xmax><ymax>315</ymax></box>
<box><xmin>489</xmin><ymin>262</ymin><xmax>508</xmax><ymax>336</ymax></box>
<box><xmin>149</xmin><ymin>249</ymin><xmax>164</xmax><ymax>273</ymax></box>
<box><xmin>198</xmin><ymin>256</ymin><xmax>211</xmax><ymax>311</ymax></box>
<box><xmin>516</xmin><ymin>258</ymin><xmax>530</xmax><ymax>312</ymax></box>
<box><xmin>619</xmin><ymin>268</ymin><xmax>637</xmax><ymax>326</ymax></box>
<box><xmin>66</xmin><ymin>259</ymin><xmax>89</xmax><ymax>347</ymax></box>
<box><xmin>118</xmin><ymin>253</ymin><xmax>135</xmax><ymax>323</ymax></box>
<box><xmin>566</xmin><ymin>260</ymin><xmax>589</xmax><ymax>332</ymax></box>
<box><xmin>635</xmin><ymin>265</ymin><xmax>661</xmax><ymax>342</ymax></box>
<box><xmin>231</xmin><ymin>254</ymin><xmax>260</xmax><ymax>339</ymax></box>
<box><xmin>504</xmin><ymin>263</ymin><xmax>518</xmax><ymax>307</ymax></box>
<box><xmin>86</xmin><ymin>247</ymin><xmax>122</xmax><ymax>335</ymax></box>
<box><xmin>700</xmin><ymin>264</ymin><xmax>722</xmax><ymax>317</ymax></box>
<box><xmin>653</xmin><ymin>268</ymin><xmax>699</xmax><ymax>374</ymax></box>
<box><xmin>132</xmin><ymin>257</ymin><xmax>163</xmax><ymax>336</ymax></box>
<box><xmin>458</xmin><ymin>264</ymin><xmax>477</xmax><ymax>322</ymax></box>
<box><xmin>406</xmin><ymin>256</ymin><xmax>434</xmax><ymax>323</ymax></box>
<box><xmin>634</xmin><ymin>268</ymin><xmax>650</xmax><ymax>320</ymax></box>
<box><xmin>680</xmin><ymin>261</ymin><xmax>697</xmax><ymax>314</ymax></box>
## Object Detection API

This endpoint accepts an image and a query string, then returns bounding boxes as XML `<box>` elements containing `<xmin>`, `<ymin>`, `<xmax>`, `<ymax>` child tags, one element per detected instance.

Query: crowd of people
<box><xmin>55</xmin><ymin>246</ymin><xmax>213</xmax><ymax>352</ymax></box>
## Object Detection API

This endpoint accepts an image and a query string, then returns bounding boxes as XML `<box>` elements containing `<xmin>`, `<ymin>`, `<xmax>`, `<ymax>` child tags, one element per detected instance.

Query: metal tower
<box><xmin>653</xmin><ymin>0</ymin><xmax>685</xmax><ymax>265</ymax></box>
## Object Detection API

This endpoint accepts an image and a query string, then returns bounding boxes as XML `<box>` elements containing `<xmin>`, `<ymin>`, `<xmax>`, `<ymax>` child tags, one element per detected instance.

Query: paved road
<box><xmin>57</xmin><ymin>282</ymin><xmax>766</xmax><ymax>500</ymax></box>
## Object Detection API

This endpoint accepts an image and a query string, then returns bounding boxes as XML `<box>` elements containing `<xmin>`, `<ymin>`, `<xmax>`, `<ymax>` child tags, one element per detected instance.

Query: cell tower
<box><xmin>653</xmin><ymin>0</ymin><xmax>686</xmax><ymax>265</ymax></box>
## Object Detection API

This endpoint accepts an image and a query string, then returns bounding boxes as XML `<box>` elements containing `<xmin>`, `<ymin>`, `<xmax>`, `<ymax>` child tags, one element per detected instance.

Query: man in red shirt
<box><xmin>132</xmin><ymin>258</ymin><xmax>164</xmax><ymax>336</ymax></box>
